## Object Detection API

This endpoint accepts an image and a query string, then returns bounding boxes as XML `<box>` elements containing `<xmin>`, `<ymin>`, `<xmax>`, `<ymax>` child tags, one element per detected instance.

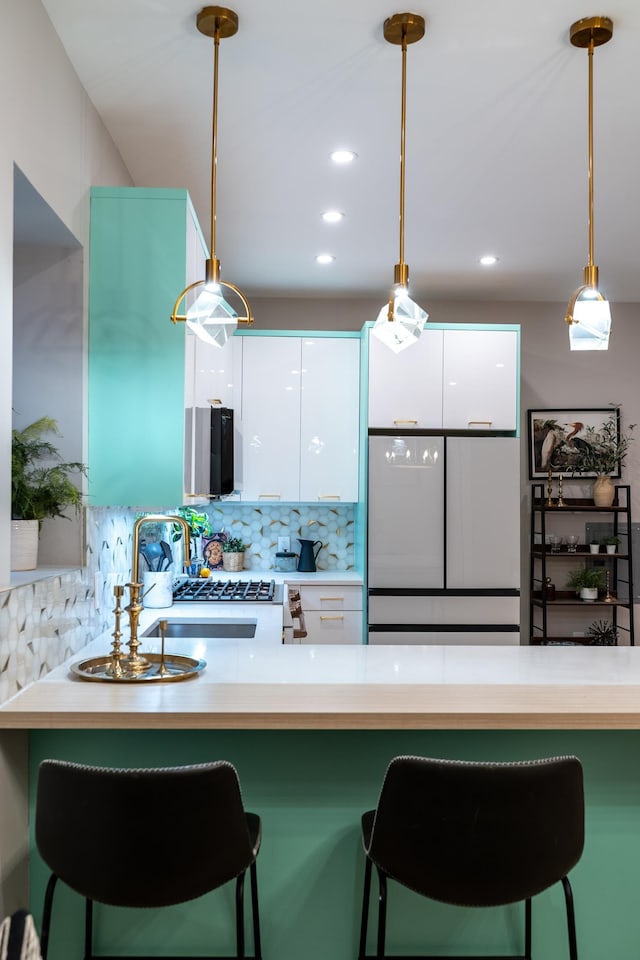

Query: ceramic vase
<box><xmin>593</xmin><ymin>475</ymin><xmax>615</xmax><ymax>507</ymax></box>
<box><xmin>580</xmin><ymin>586</ymin><xmax>598</xmax><ymax>602</ymax></box>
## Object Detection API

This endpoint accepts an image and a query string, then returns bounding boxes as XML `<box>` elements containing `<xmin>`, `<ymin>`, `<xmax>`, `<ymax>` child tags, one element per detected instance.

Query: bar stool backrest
<box><xmin>366</xmin><ymin>754</ymin><xmax>584</xmax><ymax>907</ymax></box>
<box><xmin>36</xmin><ymin>759</ymin><xmax>257</xmax><ymax>908</ymax></box>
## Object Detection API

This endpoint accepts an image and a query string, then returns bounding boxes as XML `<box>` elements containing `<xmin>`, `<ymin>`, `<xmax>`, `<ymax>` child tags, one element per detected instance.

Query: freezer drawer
<box><xmin>368</xmin><ymin>594</ymin><xmax>520</xmax><ymax>625</ymax></box>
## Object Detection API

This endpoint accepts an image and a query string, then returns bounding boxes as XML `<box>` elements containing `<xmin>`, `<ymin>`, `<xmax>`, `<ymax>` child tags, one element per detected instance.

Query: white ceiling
<box><xmin>40</xmin><ymin>0</ymin><xmax>640</xmax><ymax>305</ymax></box>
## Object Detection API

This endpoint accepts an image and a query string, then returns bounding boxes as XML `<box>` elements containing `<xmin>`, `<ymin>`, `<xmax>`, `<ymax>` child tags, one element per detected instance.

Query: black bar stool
<box><xmin>358</xmin><ymin>754</ymin><xmax>584</xmax><ymax>960</ymax></box>
<box><xmin>36</xmin><ymin>759</ymin><xmax>262</xmax><ymax>960</ymax></box>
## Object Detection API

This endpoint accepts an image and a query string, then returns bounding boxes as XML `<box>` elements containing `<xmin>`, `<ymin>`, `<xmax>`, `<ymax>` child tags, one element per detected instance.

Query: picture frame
<box><xmin>201</xmin><ymin>532</ymin><xmax>227</xmax><ymax>570</ymax></box>
<box><xmin>527</xmin><ymin>407</ymin><xmax>621</xmax><ymax>479</ymax></box>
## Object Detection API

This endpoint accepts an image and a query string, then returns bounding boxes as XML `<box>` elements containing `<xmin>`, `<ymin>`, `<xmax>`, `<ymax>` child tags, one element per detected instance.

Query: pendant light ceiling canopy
<box><xmin>565</xmin><ymin>15</ymin><xmax>613</xmax><ymax>352</ymax></box>
<box><xmin>170</xmin><ymin>5</ymin><xmax>253</xmax><ymax>348</ymax></box>
<box><xmin>371</xmin><ymin>12</ymin><xmax>429</xmax><ymax>354</ymax></box>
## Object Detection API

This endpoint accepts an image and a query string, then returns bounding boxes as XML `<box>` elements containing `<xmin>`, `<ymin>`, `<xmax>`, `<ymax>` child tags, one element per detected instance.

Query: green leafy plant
<box><xmin>223</xmin><ymin>537</ymin><xmax>247</xmax><ymax>553</ymax></box>
<box><xmin>587</xmin><ymin>619</ymin><xmax>617</xmax><ymax>646</ymax></box>
<box><xmin>600</xmin><ymin>535</ymin><xmax>620</xmax><ymax>546</ymax></box>
<box><xmin>11</xmin><ymin>417</ymin><xmax>86</xmax><ymax>523</ymax></box>
<box><xmin>566</xmin><ymin>567</ymin><xmax>606</xmax><ymax>591</ymax></box>
<box><xmin>172</xmin><ymin>507</ymin><xmax>213</xmax><ymax>542</ymax></box>
<box><xmin>571</xmin><ymin>413</ymin><xmax>635</xmax><ymax>476</ymax></box>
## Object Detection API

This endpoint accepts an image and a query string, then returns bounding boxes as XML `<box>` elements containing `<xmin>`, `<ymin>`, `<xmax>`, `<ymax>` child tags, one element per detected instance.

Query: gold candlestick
<box><xmin>603</xmin><ymin>569</ymin><xmax>614</xmax><ymax>603</ymax></box>
<box><xmin>546</xmin><ymin>467</ymin><xmax>554</xmax><ymax>506</ymax></box>
<box><xmin>123</xmin><ymin>581</ymin><xmax>151</xmax><ymax>674</ymax></box>
<box><xmin>106</xmin><ymin>584</ymin><xmax>125</xmax><ymax>678</ymax></box>
<box><xmin>557</xmin><ymin>473</ymin><xmax>565</xmax><ymax>508</ymax></box>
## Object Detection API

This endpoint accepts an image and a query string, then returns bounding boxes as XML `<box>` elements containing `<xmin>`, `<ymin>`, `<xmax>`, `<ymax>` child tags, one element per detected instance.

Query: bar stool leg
<box><xmin>524</xmin><ymin>897</ymin><xmax>532</xmax><ymax>960</ymax></box>
<box><xmin>249</xmin><ymin>861</ymin><xmax>262</xmax><ymax>960</ymax></box>
<box><xmin>375</xmin><ymin>868</ymin><xmax>387</xmax><ymax>959</ymax></box>
<box><xmin>235</xmin><ymin>872</ymin><xmax>246</xmax><ymax>959</ymax></box>
<box><xmin>84</xmin><ymin>898</ymin><xmax>93</xmax><ymax>960</ymax></box>
<box><xmin>40</xmin><ymin>873</ymin><xmax>58</xmax><ymax>960</ymax></box>
<box><xmin>358</xmin><ymin>857</ymin><xmax>373</xmax><ymax>960</ymax></box>
<box><xmin>562</xmin><ymin>876</ymin><xmax>579</xmax><ymax>960</ymax></box>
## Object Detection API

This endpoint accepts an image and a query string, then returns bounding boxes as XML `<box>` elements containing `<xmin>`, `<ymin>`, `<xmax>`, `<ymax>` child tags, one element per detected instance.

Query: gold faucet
<box><xmin>131</xmin><ymin>514</ymin><xmax>192</xmax><ymax>584</ymax></box>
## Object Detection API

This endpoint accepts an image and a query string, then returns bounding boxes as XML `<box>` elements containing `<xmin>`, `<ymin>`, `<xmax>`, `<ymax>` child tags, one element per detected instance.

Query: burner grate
<box><xmin>173</xmin><ymin>578</ymin><xmax>276</xmax><ymax>602</ymax></box>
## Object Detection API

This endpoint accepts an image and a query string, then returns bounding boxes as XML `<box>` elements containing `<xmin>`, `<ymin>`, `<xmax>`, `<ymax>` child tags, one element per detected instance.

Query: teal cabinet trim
<box><xmin>88</xmin><ymin>188</ymin><xmax>195</xmax><ymax>506</ymax></box>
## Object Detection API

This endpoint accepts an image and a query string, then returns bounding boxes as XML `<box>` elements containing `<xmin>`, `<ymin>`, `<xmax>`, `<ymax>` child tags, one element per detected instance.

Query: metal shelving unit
<box><xmin>529</xmin><ymin>483</ymin><xmax>635</xmax><ymax>646</ymax></box>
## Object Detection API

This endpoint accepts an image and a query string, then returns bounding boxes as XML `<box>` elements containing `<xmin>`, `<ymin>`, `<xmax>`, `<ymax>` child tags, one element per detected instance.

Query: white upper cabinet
<box><xmin>368</xmin><ymin>328</ymin><xmax>444</xmax><ymax>429</ymax></box>
<box><xmin>238</xmin><ymin>335</ymin><xmax>360</xmax><ymax>503</ymax></box>
<box><xmin>240</xmin><ymin>336</ymin><xmax>302</xmax><ymax>502</ymax></box>
<box><xmin>299</xmin><ymin>338</ymin><xmax>360</xmax><ymax>502</ymax></box>
<box><xmin>368</xmin><ymin>326</ymin><xmax>519</xmax><ymax>431</ymax></box>
<box><xmin>442</xmin><ymin>329</ymin><xmax>518</xmax><ymax>430</ymax></box>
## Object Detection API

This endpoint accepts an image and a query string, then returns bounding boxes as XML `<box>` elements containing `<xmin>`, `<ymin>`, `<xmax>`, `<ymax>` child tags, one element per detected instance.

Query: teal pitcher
<box><xmin>297</xmin><ymin>539</ymin><xmax>323</xmax><ymax>572</ymax></box>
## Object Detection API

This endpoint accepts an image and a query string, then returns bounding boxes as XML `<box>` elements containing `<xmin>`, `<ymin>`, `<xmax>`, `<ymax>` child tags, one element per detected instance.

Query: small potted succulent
<box><xmin>566</xmin><ymin>566</ymin><xmax>606</xmax><ymax>601</ymax></box>
<box><xmin>222</xmin><ymin>536</ymin><xmax>248</xmax><ymax>572</ymax></box>
<box><xmin>601</xmin><ymin>535</ymin><xmax>620</xmax><ymax>555</ymax></box>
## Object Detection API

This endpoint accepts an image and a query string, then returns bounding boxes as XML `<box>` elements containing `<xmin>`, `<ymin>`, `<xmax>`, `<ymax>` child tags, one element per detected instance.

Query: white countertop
<box><xmin>3</xmin><ymin>606</ymin><xmax>640</xmax><ymax>728</ymax></box>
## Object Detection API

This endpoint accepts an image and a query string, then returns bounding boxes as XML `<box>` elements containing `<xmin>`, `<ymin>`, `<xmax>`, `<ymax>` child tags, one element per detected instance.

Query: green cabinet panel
<box><xmin>88</xmin><ymin>187</ymin><xmax>204</xmax><ymax>506</ymax></box>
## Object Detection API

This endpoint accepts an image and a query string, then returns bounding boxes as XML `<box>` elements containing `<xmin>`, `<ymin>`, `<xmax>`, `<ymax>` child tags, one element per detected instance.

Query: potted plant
<box><xmin>11</xmin><ymin>417</ymin><xmax>86</xmax><ymax>571</ymax></box>
<box><xmin>589</xmin><ymin>540</ymin><xmax>600</xmax><ymax>554</ymax></box>
<box><xmin>600</xmin><ymin>535</ymin><xmax>620</xmax><ymax>555</ymax></box>
<box><xmin>566</xmin><ymin>566</ymin><xmax>606</xmax><ymax>601</ymax></box>
<box><xmin>571</xmin><ymin>413</ymin><xmax>635</xmax><ymax>506</ymax></box>
<box><xmin>222</xmin><ymin>536</ymin><xmax>247</xmax><ymax>572</ymax></box>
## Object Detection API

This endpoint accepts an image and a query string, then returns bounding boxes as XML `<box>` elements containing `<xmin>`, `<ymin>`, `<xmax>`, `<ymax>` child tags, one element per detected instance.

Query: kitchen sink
<box><xmin>142</xmin><ymin>619</ymin><xmax>257</xmax><ymax>639</ymax></box>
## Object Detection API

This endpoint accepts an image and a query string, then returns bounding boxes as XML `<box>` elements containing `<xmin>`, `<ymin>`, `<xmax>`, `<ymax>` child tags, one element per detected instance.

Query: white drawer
<box><xmin>368</xmin><ymin>595</ymin><xmax>519</xmax><ymax>625</ymax></box>
<box><xmin>302</xmin><ymin>610</ymin><xmax>363</xmax><ymax>644</ymax></box>
<box><xmin>296</xmin><ymin>584</ymin><xmax>363</xmax><ymax>611</ymax></box>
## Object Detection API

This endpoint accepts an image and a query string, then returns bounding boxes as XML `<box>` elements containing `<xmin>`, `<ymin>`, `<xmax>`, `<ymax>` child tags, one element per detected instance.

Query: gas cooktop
<box><xmin>172</xmin><ymin>578</ymin><xmax>279</xmax><ymax>603</ymax></box>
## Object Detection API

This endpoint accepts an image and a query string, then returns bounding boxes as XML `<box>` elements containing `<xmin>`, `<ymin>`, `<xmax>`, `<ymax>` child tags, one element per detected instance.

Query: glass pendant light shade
<box><xmin>185</xmin><ymin>286</ymin><xmax>238</xmax><ymax>346</ymax></box>
<box><xmin>568</xmin><ymin>293</ymin><xmax>611</xmax><ymax>350</ymax></box>
<box><xmin>372</xmin><ymin>289</ymin><xmax>429</xmax><ymax>353</ymax></box>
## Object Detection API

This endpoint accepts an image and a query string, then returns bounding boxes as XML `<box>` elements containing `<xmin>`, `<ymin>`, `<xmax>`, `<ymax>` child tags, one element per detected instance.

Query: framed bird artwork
<box><xmin>528</xmin><ymin>407</ymin><xmax>621</xmax><ymax>479</ymax></box>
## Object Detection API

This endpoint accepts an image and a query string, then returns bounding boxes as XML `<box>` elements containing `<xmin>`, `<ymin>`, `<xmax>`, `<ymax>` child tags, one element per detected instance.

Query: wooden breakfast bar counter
<box><xmin>4</xmin><ymin>638</ymin><xmax>640</xmax><ymax>960</ymax></box>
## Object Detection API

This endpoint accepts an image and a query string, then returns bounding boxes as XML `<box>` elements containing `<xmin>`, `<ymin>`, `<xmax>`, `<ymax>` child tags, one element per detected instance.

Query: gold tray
<box><xmin>70</xmin><ymin>653</ymin><xmax>206</xmax><ymax>683</ymax></box>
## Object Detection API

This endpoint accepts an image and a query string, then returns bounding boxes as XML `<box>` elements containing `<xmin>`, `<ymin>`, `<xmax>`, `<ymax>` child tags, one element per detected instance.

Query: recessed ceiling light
<box><xmin>480</xmin><ymin>254</ymin><xmax>499</xmax><ymax>266</ymax></box>
<box><xmin>321</xmin><ymin>210</ymin><xmax>344</xmax><ymax>223</ymax></box>
<box><xmin>315</xmin><ymin>254</ymin><xmax>335</xmax><ymax>265</ymax></box>
<box><xmin>330</xmin><ymin>149</ymin><xmax>357</xmax><ymax>164</ymax></box>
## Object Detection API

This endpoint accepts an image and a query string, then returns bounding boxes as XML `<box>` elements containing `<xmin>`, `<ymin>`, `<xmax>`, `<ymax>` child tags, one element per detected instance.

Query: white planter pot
<box><xmin>580</xmin><ymin>586</ymin><xmax>598</xmax><ymax>602</ymax></box>
<box><xmin>606</xmin><ymin>544</ymin><xmax>617</xmax><ymax>554</ymax></box>
<box><xmin>10</xmin><ymin>520</ymin><xmax>39</xmax><ymax>571</ymax></box>
<box><xmin>589</xmin><ymin>544</ymin><xmax>600</xmax><ymax>554</ymax></box>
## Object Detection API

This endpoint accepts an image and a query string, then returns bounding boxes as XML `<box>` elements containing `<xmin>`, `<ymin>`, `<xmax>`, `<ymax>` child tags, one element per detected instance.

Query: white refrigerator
<box><xmin>367</xmin><ymin>434</ymin><xmax>520</xmax><ymax>644</ymax></box>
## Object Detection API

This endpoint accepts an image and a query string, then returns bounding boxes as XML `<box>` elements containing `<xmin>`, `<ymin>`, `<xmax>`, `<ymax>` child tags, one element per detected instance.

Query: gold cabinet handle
<box><xmin>318</xmin><ymin>495</ymin><xmax>341</xmax><ymax>500</ymax></box>
<box><xmin>320</xmin><ymin>615</ymin><xmax>344</xmax><ymax>621</ymax></box>
<box><xmin>320</xmin><ymin>597</ymin><xmax>344</xmax><ymax>602</ymax></box>
<box><xmin>468</xmin><ymin>420</ymin><xmax>492</xmax><ymax>426</ymax></box>
<box><xmin>393</xmin><ymin>419</ymin><xmax>418</xmax><ymax>425</ymax></box>
<box><xmin>208</xmin><ymin>399</ymin><xmax>222</xmax><ymax>405</ymax></box>
<box><xmin>258</xmin><ymin>494</ymin><xmax>281</xmax><ymax>499</ymax></box>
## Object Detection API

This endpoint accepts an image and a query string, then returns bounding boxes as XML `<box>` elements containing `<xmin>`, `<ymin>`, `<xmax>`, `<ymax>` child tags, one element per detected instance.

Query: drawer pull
<box><xmin>468</xmin><ymin>420</ymin><xmax>492</xmax><ymax>427</ymax></box>
<box><xmin>393</xmin><ymin>419</ymin><xmax>418</xmax><ymax>425</ymax></box>
<box><xmin>320</xmin><ymin>597</ymin><xmax>344</xmax><ymax>603</ymax></box>
<box><xmin>208</xmin><ymin>398</ymin><xmax>222</xmax><ymax>405</ymax></box>
<box><xmin>258</xmin><ymin>494</ymin><xmax>281</xmax><ymax>500</ymax></box>
<box><xmin>318</xmin><ymin>495</ymin><xmax>341</xmax><ymax>500</ymax></box>
<box><xmin>320</xmin><ymin>615</ymin><xmax>344</xmax><ymax>622</ymax></box>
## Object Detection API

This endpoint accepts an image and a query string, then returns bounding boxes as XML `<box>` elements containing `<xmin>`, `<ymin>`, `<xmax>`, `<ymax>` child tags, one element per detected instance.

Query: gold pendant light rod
<box><xmin>570</xmin><ymin>16</ymin><xmax>613</xmax><ymax>290</ymax></box>
<box><xmin>384</xmin><ymin>13</ymin><xmax>425</xmax><ymax>290</ymax></box>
